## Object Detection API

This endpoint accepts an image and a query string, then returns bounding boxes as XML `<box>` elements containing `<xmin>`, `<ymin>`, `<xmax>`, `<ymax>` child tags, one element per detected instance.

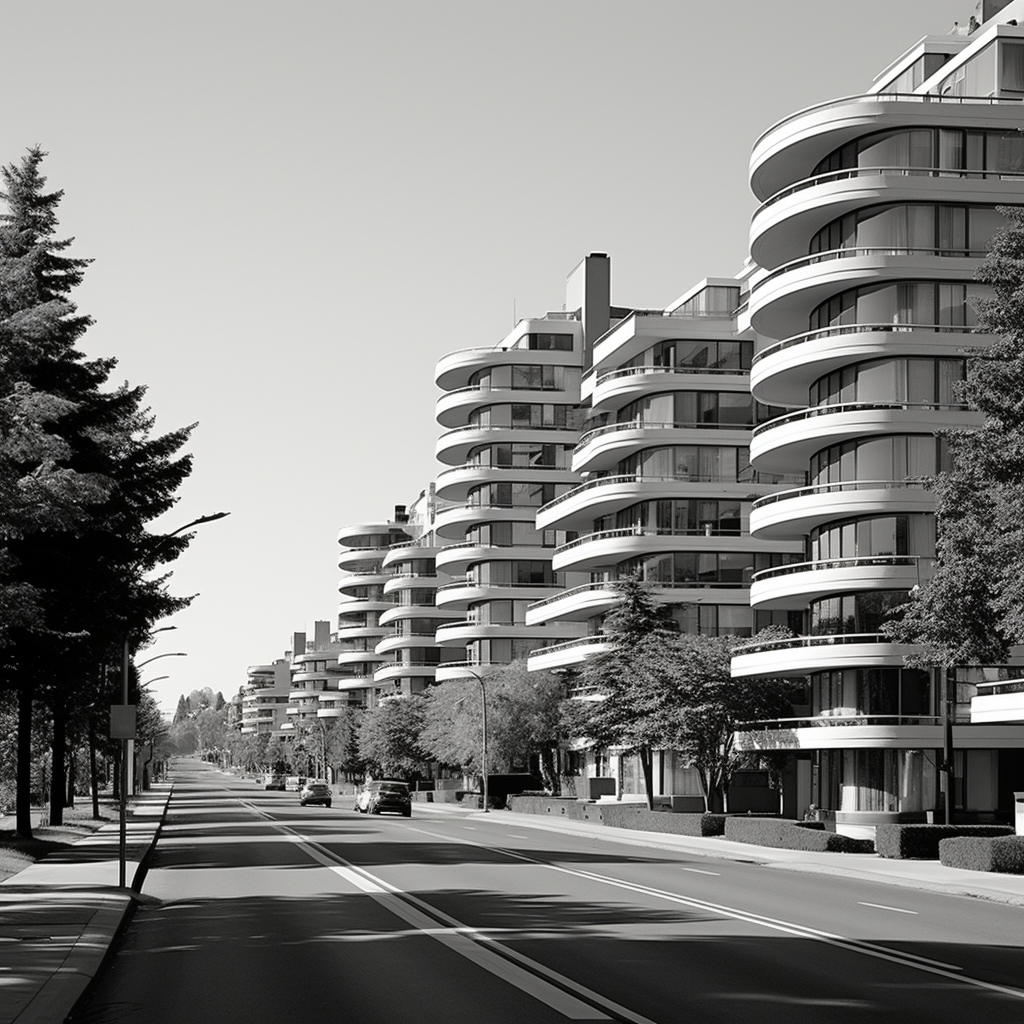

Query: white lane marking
<box><xmin>462</xmin><ymin>826</ymin><xmax>476</xmax><ymax>830</ymax></box>
<box><xmin>681</xmin><ymin>867</ymin><xmax>720</xmax><ymax>876</ymax></box>
<box><xmin>858</xmin><ymin>901</ymin><xmax>918</xmax><ymax>915</ymax></box>
<box><xmin>279</xmin><ymin>829</ymin><xmax>645</xmax><ymax>1022</ymax></box>
<box><xmin>506</xmin><ymin>834</ymin><xmax>530</xmax><ymax>839</ymax></box>
<box><xmin>406</xmin><ymin>824</ymin><xmax>1024</xmax><ymax>1003</ymax></box>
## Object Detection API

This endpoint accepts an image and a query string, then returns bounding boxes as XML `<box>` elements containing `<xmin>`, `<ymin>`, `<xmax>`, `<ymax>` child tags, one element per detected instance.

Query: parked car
<box><xmin>355</xmin><ymin>780</ymin><xmax>411</xmax><ymax>817</ymax></box>
<box><xmin>299</xmin><ymin>781</ymin><xmax>333</xmax><ymax>808</ymax></box>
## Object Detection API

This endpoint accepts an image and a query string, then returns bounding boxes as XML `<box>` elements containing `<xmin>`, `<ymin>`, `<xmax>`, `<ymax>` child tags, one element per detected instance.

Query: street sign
<box><xmin>110</xmin><ymin>704</ymin><xmax>137</xmax><ymax>739</ymax></box>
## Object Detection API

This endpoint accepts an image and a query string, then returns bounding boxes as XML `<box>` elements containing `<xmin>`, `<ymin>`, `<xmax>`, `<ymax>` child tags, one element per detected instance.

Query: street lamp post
<box><xmin>115</xmin><ymin>511</ymin><xmax>229</xmax><ymax>889</ymax></box>
<box><xmin>463</xmin><ymin>668</ymin><xmax>490</xmax><ymax>813</ymax></box>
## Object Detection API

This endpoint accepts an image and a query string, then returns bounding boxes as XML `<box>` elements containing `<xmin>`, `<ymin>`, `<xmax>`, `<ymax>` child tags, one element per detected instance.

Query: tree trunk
<box><xmin>49</xmin><ymin>699</ymin><xmax>66</xmax><ymax>826</ymax></box>
<box><xmin>16</xmin><ymin>679</ymin><xmax>33</xmax><ymax>838</ymax></box>
<box><xmin>66</xmin><ymin>743</ymin><xmax>76</xmax><ymax>808</ymax></box>
<box><xmin>538</xmin><ymin>744</ymin><xmax>559</xmax><ymax>795</ymax></box>
<box><xmin>88</xmin><ymin>713</ymin><xmax>100</xmax><ymax>820</ymax></box>
<box><xmin>639</xmin><ymin>747</ymin><xmax>654</xmax><ymax>810</ymax></box>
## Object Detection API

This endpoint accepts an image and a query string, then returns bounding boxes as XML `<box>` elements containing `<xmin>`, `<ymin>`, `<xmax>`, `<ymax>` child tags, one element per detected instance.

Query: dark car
<box><xmin>299</xmin><ymin>781</ymin><xmax>333</xmax><ymax>808</ymax></box>
<box><xmin>355</xmin><ymin>780</ymin><xmax>411</xmax><ymax>817</ymax></box>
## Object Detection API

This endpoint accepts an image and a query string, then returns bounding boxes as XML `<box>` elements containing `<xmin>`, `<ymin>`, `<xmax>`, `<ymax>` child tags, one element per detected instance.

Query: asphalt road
<box><xmin>68</xmin><ymin>761</ymin><xmax>1024</xmax><ymax>1023</ymax></box>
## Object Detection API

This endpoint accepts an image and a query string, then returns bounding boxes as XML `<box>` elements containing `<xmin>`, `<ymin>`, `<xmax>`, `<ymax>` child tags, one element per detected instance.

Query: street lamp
<box><xmin>115</xmin><ymin>511</ymin><xmax>229</xmax><ymax>888</ymax></box>
<box><xmin>463</xmin><ymin>668</ymin><xmax>490</xmax><ymax>813</ymax></box>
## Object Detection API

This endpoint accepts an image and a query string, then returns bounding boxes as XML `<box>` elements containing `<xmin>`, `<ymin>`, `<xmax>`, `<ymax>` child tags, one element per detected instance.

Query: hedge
<box><xmin>875</xmin><ymin>824</ymin><xmax>1015</xmax><ymax>860</ymax></box>
<box><xmin>725</xmin><ymin>816</ymin><xmax>875</xmax><ymax>853</ymax></box>
<box><xmin>939</xmin><ymin>835</ymin><xmax>1024</xmax><ymax>873</ymax></box>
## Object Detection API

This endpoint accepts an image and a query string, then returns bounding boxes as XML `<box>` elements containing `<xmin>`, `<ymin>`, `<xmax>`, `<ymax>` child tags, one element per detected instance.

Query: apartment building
<box><xmin>430</xmin><ymin>256</ymin><xmax>618</xmax><ymax>680</ymax></box>
<box><xmin>240</xmin><ymin>657</ymin><xmax>291</xmax><ymax>736</ymax></box>
<box><xmin>732</xmin><ymin>2</ymin><xmax>1024</xmax><ymax>835</ymax></box>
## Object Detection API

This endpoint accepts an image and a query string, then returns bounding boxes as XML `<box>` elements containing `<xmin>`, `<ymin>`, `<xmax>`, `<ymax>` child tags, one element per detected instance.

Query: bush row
<box><xmin>875</xmin><ymin>824</ymin><xmax>1015</xmax><ymax>860</ymax></box>
<box><xmin>505</xmin><ymin>796</ymin><xmax>728</xmax><ymax>836</ymax></box>
<box><xmin>724</xmin><ymin>816</ymin><xmax>875</xmax><ymax>854</ymax></box>
<box><xmin>939</xmin><ymin>835</ymin><xmax>1024</xmax><ymax>873</ymax></box>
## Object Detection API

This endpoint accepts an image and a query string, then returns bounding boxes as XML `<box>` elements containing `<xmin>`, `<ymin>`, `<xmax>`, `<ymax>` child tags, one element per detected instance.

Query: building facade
<box><xmin>733</xmin><ymin>6</ymin><xmax>1024</xmax><ymax>834</ymax></box>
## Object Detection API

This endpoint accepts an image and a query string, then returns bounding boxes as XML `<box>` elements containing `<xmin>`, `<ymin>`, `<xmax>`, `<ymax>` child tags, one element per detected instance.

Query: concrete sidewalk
<box><xmin>412</xmin><ymin>800</ymin><xmax>1024</xmax><ymax>907</ymax></box>
<box><xmin>0</xmin><ymin>784</ymin><xmax>171</xmax><ymax>1024</ymax></box>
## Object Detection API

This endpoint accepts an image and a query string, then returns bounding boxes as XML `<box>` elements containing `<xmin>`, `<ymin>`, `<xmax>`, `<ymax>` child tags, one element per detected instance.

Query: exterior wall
<box><xmin>735</xmin><ymin>14</ymin><xmax>1024</xmax><ymax>831</ymax></box>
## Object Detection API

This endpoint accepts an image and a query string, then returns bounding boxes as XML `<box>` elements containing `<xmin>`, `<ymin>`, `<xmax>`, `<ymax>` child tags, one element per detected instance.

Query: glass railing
<box><xmin>752</xmin><ymin>323</ymin><xmax>977</xmax><ymax>367</ymax></box>
<box><xmin>734</xmin><ymin>713</ymin><xmax>945</xmax><ymax>730</ymax></box>
<box><xmin>753</xmin><ymin>246</ymin><xmax>989</xmax><ymax>294</ymax></box>
<box><xmin>750</xmin><ymin>478</ymin><xmax>931</xmax><ymax>511</ymax></box>
<box><xmin>753</xmin><ymin>400</ymin><xmax>970</xmax><ymax>438</ymax></box>
<box><xmin>576</xmin><ymin>418</ymin><xmax>753</xmax><ymax>451</ymax></box>
<box><xmin>752</xmin><ymin>554</ymin><xmax>923</xmax><ymax>582</ymax></box>
<box><xmin>731</xmin><ymin>632</ymin><xmax>899</xmax><ymax>655</ymax></box>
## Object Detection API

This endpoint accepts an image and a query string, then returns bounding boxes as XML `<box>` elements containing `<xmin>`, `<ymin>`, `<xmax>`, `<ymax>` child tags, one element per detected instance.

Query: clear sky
<box><xmin>1</xmin><ymin>0</ymin><xmax>971</xmax><ymax>715</ymax></box>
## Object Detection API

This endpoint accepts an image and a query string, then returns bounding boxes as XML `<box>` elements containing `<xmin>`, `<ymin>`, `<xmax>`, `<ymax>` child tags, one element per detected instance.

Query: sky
<box><xmin>2</xmin><ymin>0</ymin><xmax>972</xmax><ymax>716</ymax></box>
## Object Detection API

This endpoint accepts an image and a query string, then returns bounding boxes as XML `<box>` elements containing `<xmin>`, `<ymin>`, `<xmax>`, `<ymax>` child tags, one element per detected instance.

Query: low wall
<box><xmin>505</xmin><ymin>796</ymin><xmax>727</xmax><ymax>836</ymax></box>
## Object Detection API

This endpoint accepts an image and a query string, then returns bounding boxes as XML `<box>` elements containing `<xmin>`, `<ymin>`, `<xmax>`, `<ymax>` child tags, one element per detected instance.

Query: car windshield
<box><xmin>380</xmin><ymin>784</ymin><xmax>407</xmax><ymax>793</ymax></box>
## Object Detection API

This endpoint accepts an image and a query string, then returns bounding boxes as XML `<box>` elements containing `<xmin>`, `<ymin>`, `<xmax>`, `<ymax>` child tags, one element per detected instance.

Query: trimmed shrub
<box><xmin>725</xmin><ymin>816</ymin><xmax>874</xmax><ymax>854</ymax></box>
<box><xmin>939</xmin><ymin>835</ymin><xmax>1024</xmax><ymax>873</ymax></box>
<box><xmin>876</xmin><ymin>824</ymin><xmax>1014</xmax><ymax>860</ymax></box>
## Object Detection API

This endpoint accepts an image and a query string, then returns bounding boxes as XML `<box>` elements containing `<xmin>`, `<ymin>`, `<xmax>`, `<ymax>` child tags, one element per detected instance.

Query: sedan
<box><xmin>299</xmin><ymin>781</ymin><xmax>333</xmax><ymax>808</ymax></box>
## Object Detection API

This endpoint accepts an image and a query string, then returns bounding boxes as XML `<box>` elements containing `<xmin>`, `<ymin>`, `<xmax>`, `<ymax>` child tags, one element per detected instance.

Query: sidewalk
<box><xmin>412</xmin><ymin>800</ymin><xmax>1024</xmax><ymax>907</ymax></box>
<box><xmin>0</xmin><ymin>784</ymin><xmax>171</xmax><ymax>1024</ymax></box>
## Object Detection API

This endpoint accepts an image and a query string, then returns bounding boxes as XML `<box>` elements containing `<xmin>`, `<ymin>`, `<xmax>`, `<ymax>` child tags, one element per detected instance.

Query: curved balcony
<box><xmin>749</xmin><ymin>479</ymin><xmax>935</xmax><ymax>539</ymax></box>
<box><xmin>335</xmin><ymin>648</ymin><xmax>385</xmax><ymax>668</ymax></box>
<box><xmin>373</xmin><ymin>662</ymin><xmax>441</xmax><ymax>684</ymax></box>
<box><xmin>750</xmin><ymin>166</ymin><xmax>1024</xmax><ymax>271</ymax></box>
<box><xmin>732</xmin><ymin>715</ymin><xmax>1024</xmax><ymax>752</ymax></box>
<box><xmin>436</xmin><ymin>424</ymin><xmax>580</xmax><ymax>467</ymax></box>
<box><xmin>435</xmin><ymin>384</ymin><xmax>578</xmax><ymax>428</ymax></box>
<box><xmin>750</xmin><ymin>92</ymin><xmax>1024</xmax><ymax>202</ymax></box>
<box><xmin>525</xmin><ymin>580</ymin><xmax>753</xmax><ymax>626</ymax></box>
<box><xmin>379</xmin><ymin>603</ymin><xmax>444</xmax><ymax>627</ymax></box>
<box><xmin>435</xmin><ymin>463</ymin><xmax>579</xmax><ymax>502</ymax></box>
<box><xmin>527</xmin><ymin>635</ymin><xmax>614</xmax><ymax>673</ymax></box>
<box><xmin>435</xmin><ymin>580</ymin><xmax>562</xmax><ymax>611</ymax></box>
<box><xmin>435</xmin><ymin>338</ymin><xmax>582</xmax><ymax>391</ymax></box>
<box><xmin>748</xmin><ymin>248</ymin><xmax>982</xmax><ymax>341</ymax></box>
<box><xmin>374</xmin><ymin>632</ymin><xmax>442</xmax><ymax>656</ymax></box>
<box><xmin>381</xmin><ymin>543</ymin><xmax>441</xmax><ymax>571</ymax></box>
<box><xmin>337</xmin><ymin>546</ymin><xmax>389</xmax><ymax>572</ymax></box>
<box><xmin>434</xmin><ymin>541</ymin><xmax>553</xmax><ymax>576</ymax></box>
<box><xmin>435</xmin><ymin>660</ymin><xmax>510</xmax><ymax>683</ymax></box>
<box><xmin>335</xmin><ymin>675</ymin><xmax>376</xmax><ymax>693</ymax></box>
<box><xmin>336</xmin><ymin>596</ymin><xmax>393</xmax><ymax>621</ymax></box>
<box><xmin>731</xmin><ymin>631</ymin><xmax>918</xmax><ymax>678</ymax></box>
<box><xmin>587</xmin><ymin>365</ymin><xmax>749</xmax><ymax>416</ymax></box>
<box><xmin>551</xmin><ymin>527</ymin><xmax>798</xmax><ymax>574</ymax></box>
<box><xmin>536</xmin><ymin>474</ymin><xmax>760</xmax><ymax>532</ymax></box>
<box><xmin>434</xmin><ymin>620</ymin><xmax>585</xmax><ymax>649</ymax></box>
<box><xmin>337</xmin><ymin>522</ymin><xmax>410</xmax><ymax>550</ymax></box>
<box><xmin>750</xmin><ymin>401</ymin><xmax>981</xmax><ymax>474</ymax></box>
<box><xmin>750</xmin><ymin>323</ymin><xmax>981</xmax><ymax>407</ymax></box>
<box><xmin>749</xmin><ymin>554</ymin><xmax>929</xmax><ymax>609</ymax></box>
<box><xmin>573</xmin><ymin>421</ymin><xmax>751</xmax><ymax>475</ymax></box>
<box><xmin>432</xmin><ymin>501</ymin><xmax>543</xmax><ymax>540</ymax></box>
<box><xmin>382</xmin><ymin>573</ymin><xmax>444</xmax><ymax>596</ymax></box>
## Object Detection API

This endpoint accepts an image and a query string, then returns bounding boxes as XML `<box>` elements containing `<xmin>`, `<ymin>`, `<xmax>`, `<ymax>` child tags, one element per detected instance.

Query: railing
<box><xmin>441</xmin><ymin>423</ymin><xmax>580</xmax><ymax>438</ymax></box>
<box><xmin>753</xmin><ymin>91</ymin><xmax>1024</xmax><ymax>153</ymax></box>
<box><xmin>752</xmin><ymin>400</ymin><xmax>970</xmax><ymax>438</ymax></box>
<box><xmin>751</xmin><ymin>479</ymin><xmax>931</xmax><ymax>511</ymax></box>
<box><xmin>751</xmin><ymin>554</ymin><xmax>923</xmax><ymax>583</ymax></box>
<box><xmin>436</xmin><ymin>580</ymin><xmax>560</xmax><ymax>593</ymax></box>
<box><xmin>732</xmin><ymin>632</ymin><xmax>896</xmax><ymax>655</ymax></box>
<box><xmin>555</xmin><ymin>525</ymin><xmax>746</xmax><ymax>555</ymax></box>
<box><xmin>975</xmin><ymin>679</ymin><xmax>1024</xmax><ymax>696</ymax></box>
<box><xmin>757</xmin><ymin>165</ymin><xmax>1024</xmax><ymax>214</ymax></box>
<box><xmin>527</xmin><ymin>579</ymin><xmax>748</xmax><ymax>612</ymax></box>
<box><xmin>734</xmin><ymin>713</ymin><xmax>949</xmax><ymax>730</ymax></box>
<box><xmin>531</xmin><ymin>635</ymin><xmax>610</xmax><ymax>655</ymax></box>
<box><xmin>753</xmin><ymin>246</ymin><xmax>989</xmax><ymax>293</ymax></box>
<box><xmin>438</xmin><ymin>384</ymin><xmax>572</xmax><ymax>400</ymax></box>
<box><xmin>575</xmin><ymin>418</ymin><xmax>752</xmax><ymax>451</ymax></box>
<box><xmin>587</xmin><ymin>364</ymin><xmax>749</xmax><ymax>387</ymax></box>
<box><xmin>752</xmin><ymin>323</ymin><xmax>978</xmax><ymax>367</ymax></box>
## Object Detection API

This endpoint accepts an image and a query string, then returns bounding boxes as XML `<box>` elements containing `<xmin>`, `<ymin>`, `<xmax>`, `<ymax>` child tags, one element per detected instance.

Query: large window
<box><xmin>469</xmin><ymin>364</ymin><xmax>580</xmax><ymax>391</ymax></box>
<box><xmin>808</xmin><ymin>591</ymin><xmax>907</xmax><ymax>635</ymax></box>
<box><xmin>604</xmin><ymin>498</ymin><xmax>747</xmax><ymax>536</ymax></box>
<box><xmin>625</xmin><ymin>338</ymin><xmax>752</xmax><ymax>372</ymax></box>
<box><xmin>814</xmin><ymin>124</ymin><xmax>1024</xmax><ymax>176</ymax></box>
<box><xmin>809</xmin><ymin>435</ymin><xmax>950</xmax><ymax>486</ymax></box>
<box><xmin>809</xmin><ymin>281</ymin><xmax>991</xmax><ymax>331</ymax></box>
<box><xmin>471</xmin><ymin>403</ymin><xmax>585</xmax><ymax>430</ymax></box>
<box><xmin>811</xmin><ymin>514</ymin><xmax>935</xmax><ymax>560</ymax></box>
<box><xmin>617</xmin><ymin>391</ymin><xmax>753</xmax><ymax>427</ymax></box>
<box><xmin>468</xmin><ymin>442</ymin><xmax>574</xmax><ymax>468</ymax></box>
<box><xmin>809</xmin><ymin>204</ymin><xmax>1007</xmax><ymax>258</ymax></box>
<box><xmin>468</xmin><ymin>482</ymin><xmax>556</xmax><ymax>507</ymax></box>
<box><xmin>809</xmin><ymin>357</ymin><xmax>966</xmax><ymax>407</ymax></box>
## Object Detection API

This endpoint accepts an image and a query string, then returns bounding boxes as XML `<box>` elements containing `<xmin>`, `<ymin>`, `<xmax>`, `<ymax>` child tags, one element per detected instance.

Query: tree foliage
<box><xmin>565</xmin><ymin>575</ymin><xmax>792</xmax><ymax>810</ymax></box>
<box><xmin>357</xmin><ymin>695</ymin><xmax>428</xmax><ymax>780</ymax></box>
<box><xmin>420</xmin><ymin>661</ymin><xmax>565</xmax><ymax>789</ymax></box>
